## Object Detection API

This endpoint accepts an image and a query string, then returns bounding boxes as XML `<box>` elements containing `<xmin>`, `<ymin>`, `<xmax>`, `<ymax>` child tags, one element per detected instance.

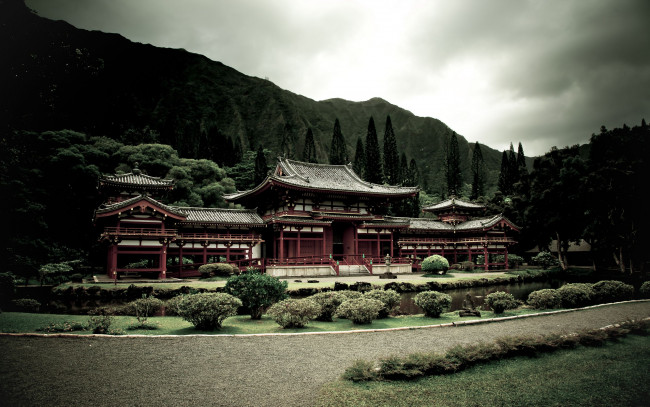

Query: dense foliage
<box><xmin>363</xmin><ymin>289</ymin><xmax>401</xmax><ymax>318</ymax></box>
<box><xmin>224</xmin><ymin>270</ymin><xmax>288</xmax><ymax>319</ymax></box>
<box><xmin>336</xmin><ymin>297</ymin><xmax>384</xmax><ymax>324</ymax></box>
<box><xmin>421</xmin><ymin>255</ymin><xmax>450</xmax><ymax>274</ymax></box>
<box><xmin>413</xmin><ymin>291</ymin><xmax>452</xmax><ymax>318</ymax></box>
<box><xmin>308</xmin><ymin>291</ymin><xmax>348</xmax><ymax>322</ymax></box>
<box><xmin>266</xmin><ymin>298</ymin><xmax>321</xmax><ymax>328</ymax></box>
<box><xmin>175</xmin><ymin>292</ymin><xmax>242</xmax><ymax>330</ymax></box>
<box><xmin>484</xmin><ymin>291</ymin><xmax>519</xmax><ymax>314</ymax></box>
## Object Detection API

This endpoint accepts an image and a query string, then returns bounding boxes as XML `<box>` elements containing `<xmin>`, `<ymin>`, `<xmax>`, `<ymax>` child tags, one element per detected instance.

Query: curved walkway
<box><xmin>1</xmin><ymin>301</ymin><xmax>649</xmax><ymax>407</ymax></box>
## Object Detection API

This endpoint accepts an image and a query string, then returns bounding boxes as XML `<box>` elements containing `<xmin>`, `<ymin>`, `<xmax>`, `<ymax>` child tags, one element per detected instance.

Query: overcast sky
<box><xmin>26</xmin><ymin>0</ymin><xmax>650</xmax><ymax>156</ymax></box>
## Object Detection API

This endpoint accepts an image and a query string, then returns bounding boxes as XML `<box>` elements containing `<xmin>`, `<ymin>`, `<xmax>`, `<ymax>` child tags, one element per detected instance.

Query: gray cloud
<box><xmin>25</xmin><ymin>0</ymin><xmax>650</xmax><ymax>156</ymax></box>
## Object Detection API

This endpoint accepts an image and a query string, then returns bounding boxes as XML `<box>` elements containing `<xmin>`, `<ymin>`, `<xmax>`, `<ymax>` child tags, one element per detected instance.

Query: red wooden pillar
<box><xmin>279</xmin><ymin>227</ymin><xmax>285</xmax><ymax>260</ymax></box>
<box><xmin>354</xmin><ymin>228</ymin><xmax>359</xmax><ymax>256</ymax></box>
<box><xmin>321</xmin><ymin>229</ymin><xmax>326</xmax><ymax>257</ymax></box>
<box><xmin>296</xmin><ymin>227</ymin><xmax>302</xmax><ymax>258</ymax></box>
<box><xmin>504</xmin><ymin>248</ymin><xmax>509</xmax><ymax>270</ymax></box>
<box><xmin>390</xmin><ymin>230</ymin><xmax>394</xmax><ymax>258</ymax></box>
<box><xmin>178</xmin><ymin>243</ymin><xmax>184</xmax><ymax>278</ymax></box>
<box><xmin>376</xmin><ymin>230</ymin><xmax>381</xmax><ymax>257</ymax></box>
<box><xmin>108</xmin><ymin>243</ymin><xmax>118</xmax><ymax>280</ymax></box>
<box><xmin>483</xmin><ymin>244</ymin><xmax>488</xmax><ymax>271</ymax></box>
<box><xmin>159</xmin><ymin>240</ymin><xmax>168</xmax><ymax>279</ymax></box>
<box><xmin>202</xmin><ymin>242</ymin><xmax>208</xmax><ymax>265</ymax></box>
<box><xmin>226</xmin><ymin>242</ymin><xmax>231</xmax><ymax>261</ymax></box>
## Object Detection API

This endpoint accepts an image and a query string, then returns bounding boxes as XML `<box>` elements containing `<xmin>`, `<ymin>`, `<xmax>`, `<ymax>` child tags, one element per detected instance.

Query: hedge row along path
<box><xmin>0</xmin><ymin>301</ymin><xmax>648</xmax><ymax>407</ymax></box>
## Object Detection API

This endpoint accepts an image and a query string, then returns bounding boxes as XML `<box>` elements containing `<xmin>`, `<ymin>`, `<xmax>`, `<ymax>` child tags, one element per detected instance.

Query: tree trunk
<box><xmin>555</xmin><ymin>233</ymin><xmax>567</xmax><ymax>271</ymax></box>
<box><xmin>619</xmin><ymin>246</ymin><xmax>626</xmax><ymax>274</ymax></box>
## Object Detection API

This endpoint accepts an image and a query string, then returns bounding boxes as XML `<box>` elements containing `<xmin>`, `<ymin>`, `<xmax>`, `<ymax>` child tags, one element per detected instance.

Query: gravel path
<box><xmin>1</xmin><ymin>301</ymin><xmax>649</xmax><ymax>407</ymax></box>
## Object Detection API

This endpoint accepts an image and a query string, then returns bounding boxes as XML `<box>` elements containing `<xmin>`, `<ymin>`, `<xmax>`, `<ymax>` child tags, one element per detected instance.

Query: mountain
<box><xmin>2</xmin><ymin>1</ymin><xmax>520</xmax><ymax>194</ymax></box>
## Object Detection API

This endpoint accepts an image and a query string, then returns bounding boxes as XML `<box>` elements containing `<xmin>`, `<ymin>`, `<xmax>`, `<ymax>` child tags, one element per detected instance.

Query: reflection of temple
<box><xmin>94</xmin><ymin>159</ymin><xmax>519</xmax><ymax>279</ymax></box>
<box><xmin>396</xmin><ymin>197</ymin><xmax>520</xmax><ymax>270</ymax></box>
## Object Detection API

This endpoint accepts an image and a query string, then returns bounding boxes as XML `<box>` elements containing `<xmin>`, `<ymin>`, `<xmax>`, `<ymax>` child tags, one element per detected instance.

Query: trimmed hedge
<box><xmin>640</xmin><ymin>281</ymin><xmax>650</xmax><ymax>298</ymax></box>
<box><xmin>309</xmin><ymin>291</ymin><xmax>348</xmax><ymax>322</ymax></box>
<box><xmin>336</xmin><ymin>298</ymin><xmax>384</xmax><ymax>324</ymax></box>
<box><xmin>198</xmin><ymin>263</ymin><xmax>238</xmax><ymax>278</ymax></box>
<box><xmin>176</xmin><ymin>292</ymin><xmax>242</xmax><ymax>330</ymax></box>
<box><xmin>421</xmin><ymin>255</ymin><xmax>450</xmax><ymax>274</ymax></box>
<box><xmin>363</xmin><ymin>289</ymin><xmax>401</xmax><ymax>318</ymax></box>
<box><xmin>413</xmin><ymin>291</ymin><xmax>452</xmax><ymax>318</ymax></box>
<box><xmin>484</xmin><ymin>291</ymin><xmax>519</xmax><ymax>314</ymax></box>
<box><xmin>526</xmin><ymin>289</ymin><xmax>561</xmax><ymax>309</ymax></box>
<box><xmin>266</xmin><ymin>298</ymin><xmax>321</xmax><ymax>328</ymax></box>
<box><xmin>590</xmin><ymin>280</ymin><xmax>634</xmax><ymax>303</ymax></box>
<box><xmin>557</xmin><ymin>283</ymin><xmax>595</xmax><ymax>308</ymax></box>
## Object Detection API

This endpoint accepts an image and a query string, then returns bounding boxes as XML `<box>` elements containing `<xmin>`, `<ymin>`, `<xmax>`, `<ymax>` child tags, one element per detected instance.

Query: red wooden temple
<box><xmin>94</xmin><ymin>160</ymin><xmax>519</xmax><ymax>279</ymax></box>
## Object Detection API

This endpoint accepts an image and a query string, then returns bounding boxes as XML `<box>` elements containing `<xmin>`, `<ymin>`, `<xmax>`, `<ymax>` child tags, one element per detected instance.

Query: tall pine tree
<box><xmin>445</xmin><ymin>132</ymin><xmax>462</xmax><ymax>196</ymax></box>
<box><xmin>352</xmin><ymin>137</ymin><xmax>365</xmax><ymax>177</ymax></box>
<box><xmin>470</xmin><ymin>142</ymin><xmax>485</xmax><ymax>200</ymax></box>
<box><xmin>364</xmin><ymin>116</ymin><xmax>383</xmax><ymax>183</ymax></box>
<box><xmin>383</xmin><ymin>115</ymin><xmax>400</xmax><ymax>185</ymax></box>
<box><xmin>399</xmin><ymin>153</ymin><xmax>408</xmax><ymax>185</ymax></box>
<box><xmin>253</xmin><ymin>145</ymin><xmax>268</xmax><ymax>186</ymax></box>
<box><xmin>508</xmin><ymin>142</ymin><xmax>518</xmax><ymax>187</ymax></box>
<box><xmin>329</xmin><ymin>118</ymin><xmax>348</xmax><ymax>165</ymax></box>
<box><xmin>302</xmin><ymin>128</ymin><xmax>317</xmax><ymax>163</ymax></box>
<box><xmin>497</xmin><ymin>150</ymin><xmax>511</xmax><ymax>195</ymax></box>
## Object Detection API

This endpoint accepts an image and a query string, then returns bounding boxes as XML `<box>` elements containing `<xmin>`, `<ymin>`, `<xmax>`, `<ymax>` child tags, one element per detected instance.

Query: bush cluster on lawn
<box><xmin>342</xmin><ymin>319</ymin><xmax>650</xmax><ymax>382</ymax></box>
<box><xmin>176</xmin><ymin>292</ymin><xmax>242</xmax><ymax>330</ymax></box>
<box><xmin>363</xmin><ymin>289</ymin><xmax>401</xmax><ymax>318</ymax></box>
<box><xmin>526</xmin><ymin>289</ymin><xmax>562</xmax><ymax>309</ymax></box>
<box><xmin>126</xmin><ymin>296</ymin><xmax>164</xmax><ymax>321</ymax></box>
<box><xmin>531</xmin><ymin>251</ymin><xmax>559</xmax><ymax>269</ymax></box>
<box><xmin>225</xmin><ymin>269</ymin><xmax>287</xmax><ymax>319</ymax></box>
<box><xmin>336</xmin><ymin>297</ymin><xmax>384</xmax><ymax>324</ymax></box>
<box><xmin>37</xmin><ymin>321</ymin><xmax>87</xmax><ymax>333</ymax></box>
<box><xmin>87</xmin><ymin>307</ymin><xmax>123</xmax><ymax>335</ymax></box>
<box><xmin>198</xmin><ymin>263</ymin><xmax>238</xmax><ymax>278</ymax></box>
<box><xmin>308</xmin><ymin>291</ymin><xmax>348</xmax><ymax>322</ymax></box>
<box><xmin>526</xmin><ymin>280</ymin><xmax>635</xmax><ymax>310</ymax></box>
<box><xmin>266</xmin><ymin>298</ymin><xmax>321</xmax><ymax>328</ymax></box>
<box><xmin>413</xmin><ymin>291</ymin><xmax>452</xmax><ymax>318</ymax></box>
<box><xmin>421</xmin><ymin>255</ymin><xmax>449</xmax><ymax>274</ymax></box>
<box><xmin>640</xmin><ymin>281</ymin><xmax>650</xmax><ymax>298</ymax></box>
<box><xmin>484</xmin><ymin>291</ymin><xmax>519</xmax><ymax>314</ymax></box>
<box><xmin>10</xmin><ymin>298</ymin><xmax>41</xmax><ymax>313</ymax></box>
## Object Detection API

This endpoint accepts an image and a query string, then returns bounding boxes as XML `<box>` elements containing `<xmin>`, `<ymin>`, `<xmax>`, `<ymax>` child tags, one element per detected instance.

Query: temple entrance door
<box><xmin>332</xmin><ymin>222</ymin><xmax>355</xmax><ymax>261</ymax></box>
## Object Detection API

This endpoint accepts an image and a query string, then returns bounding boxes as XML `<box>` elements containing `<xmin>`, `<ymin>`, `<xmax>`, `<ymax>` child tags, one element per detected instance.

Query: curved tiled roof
<box><xmin>171</xmin><ymin>207</ymin><xmax>264</xmax><ymax>226</ymax></box>
<box><xmin>94</xmin><ymin>195</ymin><xmax>185</xmax><ymax>218</ymax></box>
<box><xmin>100</xmin><ymin>172</ymin><xmax>174</xmax><ymax>188</ymax></box>
<box><xmin>393</xmin><ymin>214</ymin><xmax>520</xmax><ymax>232</ymax></box>
<box><xmin>225</xmin><ymin>158</ymin><xmax>418</xmax><ymax>200</ymax></box>
<box><xmin>422</xmin><ymin>197</ymin><xmax>485</xmax><ymax>212</ymax></box>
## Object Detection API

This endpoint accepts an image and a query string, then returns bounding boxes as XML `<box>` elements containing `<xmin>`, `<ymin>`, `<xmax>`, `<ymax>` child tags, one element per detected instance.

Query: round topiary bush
<box><xmin>363</xmin><ymin>289</ymin><xmax>401</xmax><ymax>318</ymax></box>
<box><xmin>225</xmin><ymin>270</ymin><xmax>288</xmax><ymax>319</ymax></box>
<box><xmin>485</xmin><ymin>291</ymin><xmax>519</xmax><ymax>314</ymax></box>
<box><xmin>198</xmin><ymin>263</ymin><xmax>238</xmax><ymax>278</ymax></box>
<box><xmin>526</xmin><ymin>289</ymin><xmax>561</xmax><ymax>309</ymax></box>
<box><xmin>336</xmin><ymin>297</ymin><xmax>384</xmax><ymax>324</ymax></box>
<box><xmin>126</xmin><ymin>296</ymin><xmax>164</xmax><ymax>319</ymax></box>
<box><xmin>309</xmin><ymin>291</ymin><xmax>348</xmax><ymax>322</ymax></box>
<box><xmin>421</xmin><ymin>255</ymin><xmax>450</xmax><ymax>275</ymax></box>
<box><xmin>413</xmin><ymin>291</ymin><xmax>452</xmax><ymax>318</ymax></box>
<box><xmin>557</xmin><ymin>283</ymin><xmax>595</xmax><ymax>308</ymax></box>
<box><xmin>266</xmin><ymin>298</ymin><xmax>321</xmax><ymax>328</ymax></box>
<box><xmin>640</xmin><ymin>281</ymin><xmax>650</xmax><ymax>298</ymax></box>
<box><xmin>176</xmin><ymin>292</ymin><xmax>242</xmax><ymax>330</ymax></box>
<box><xmin>531</xmin><ymin>251</ymin><xmax>559</xmax><ymax>269</ymax></box>
<box><xmin>590</xmin><ymin>280</ymin><xmax>634</xmax><ymax>304</ymax></box>
<box><xmin>11</xmin><ymin>298</ymin><xmax>41</xmax><ymax>313</ymax></box>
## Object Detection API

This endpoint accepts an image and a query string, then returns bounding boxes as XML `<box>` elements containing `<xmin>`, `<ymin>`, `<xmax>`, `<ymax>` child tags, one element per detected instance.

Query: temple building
<box><xmin>94</xmin><ymin>159</ymin><xmax>519</xmax><ymax>279</ymax></box>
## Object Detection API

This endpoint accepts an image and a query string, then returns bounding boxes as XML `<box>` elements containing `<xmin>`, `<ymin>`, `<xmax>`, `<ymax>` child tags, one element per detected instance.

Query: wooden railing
<box><xmin>177</xmin><ymin>233</ymin><xmax>262</xmax><ymax>242</ymax></box>
<box><xmin>101</xmin><ymin>227</ymin><xmax>177</xmax><ymax>237</ymax></box>
<box><xmin>398</xmin><ymin>236</ymin><xmax>516</xmax><ymax>245</ymax></box>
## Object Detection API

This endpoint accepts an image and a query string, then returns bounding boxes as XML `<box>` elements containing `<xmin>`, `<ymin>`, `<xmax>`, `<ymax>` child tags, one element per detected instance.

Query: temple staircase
<box><xmin>337</xmin><ymin>264</ymin><xmax>371</xmax><ymax>276</ymax></box>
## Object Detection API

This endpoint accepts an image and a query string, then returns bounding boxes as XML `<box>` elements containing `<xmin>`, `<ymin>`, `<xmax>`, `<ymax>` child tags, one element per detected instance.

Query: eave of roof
<box><xmin>94</xmin><ymin>195</ymin><xmax>186</xmax><ymax>220</ymax></box>
<box><xmin>422</xmin><ymin>197</ymin><xmax>485</xmax><ymax>212</ymax></box>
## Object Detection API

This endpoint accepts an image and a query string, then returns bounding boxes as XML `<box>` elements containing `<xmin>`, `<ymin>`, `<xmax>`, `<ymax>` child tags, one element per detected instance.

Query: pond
<box><xmin>399</xmin><ymin>280</ymin><xmax>565</xmax><ymax>314</ymax></box>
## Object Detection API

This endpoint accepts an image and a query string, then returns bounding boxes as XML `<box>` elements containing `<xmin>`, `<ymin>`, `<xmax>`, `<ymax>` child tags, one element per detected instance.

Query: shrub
<box><xmin>460</xmin><ymin>261</ymin><xmax>475</xmax><ymax>271</ymax></box>
<box><xmin>531</xmin><ymin>251</ymin><xmax>559</xmax><ymax>269</ymax></box>
<box><xmin>336</xmin><ymin>297</ymin><xmax>384</xmax><ymax>324</ymax></box>
<box><xmin>225</xmin><ymin>270</ymin><xmax>288</xmax><ymax>319</ymax></box>
<box><xmin>485</xmin><ymin>291</ymin><xmax>519</xmax><ymax>314</ymax></box>
<box><xmin>11</xmin><ymin>298</ymin><xmax>41</xmax><ymax>312</ymax></box>
<box><xmin>88</xmin><ymin>308</ymin><xmax>118</xmax><ymax>334</ymax></box>
<box><xmin>127</xmin><ymin>295</ymin><xmax>164</xmax><ymax>322</ymax></box>
<box><xmin>413</xmin><ymin>291</ymin><xmax>452</xmax><ymax>318</ymax></box>
<box><xmin>336</xmin><ymin>290</ymin><xmax>364</xmax><ymax>300</ymax></box>
<box><xmin>37</xmin><ymin>321</ymin><xmax>86</xmax><ymax>333</ymax></box>
<box><xmin>591</xmin><ymin>280</ymin><xmax>634</xmax><ymax>304</ymax></box>
<box><xmin>176</xmin><ymin>293</ymin><xmax>242</xmax><ymax>330</ymax></box>
<box><xmin>198</xmin><ymin>263</ymin><xmax>237</xmax><ymax>278</ymax></box>
<box><xmin>163</xmin><ymin>295</ymin><xmax>186</xmax><ymax>316</ymax></box>
<box><xmin>527</xmin><ymin>289</ymin><xmax>561</xmax><ymax>309</ymax></box>
<box><xmin>421</xmin><ymin>255</ymin><xmax>449</xmax><ymax>274</ymax></box>
<box><xmin>266</xmin><ymin>298</ymin><xmax>321</xmax><ymax>328</ymax></box>
<box><xmin>309</xmin><ymin>291</ymin><xmax>347</xmax><ymax>321</ymax></box>
<box><xmin>557</xmin><ymin>283</ymin><xmax>595</xmax><ymax>308</ymax></box>
<box><xmin>341</xmin><ymin>360</ymin><xmax>378</xmax><ymax>382</ymax></box>
<box><xmin>363</xmin><ymin>289</ymin><xmax>401</xmax><ymax>318</ymax></box>
<box><xmin>0</xmin><ymin>272</ymin><xmax>16</xmax><ymax>301</ymax></box>
<box><xmin>640</xmin><ymin>281</ymin><xmax>650</xmax><ymax>298</ymax></box>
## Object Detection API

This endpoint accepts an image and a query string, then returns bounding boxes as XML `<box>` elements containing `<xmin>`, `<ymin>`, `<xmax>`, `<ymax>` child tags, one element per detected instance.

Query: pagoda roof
<box><xmin>225</xmin><ymin>158</ymin><xmax>418</xmax><ymax>201</ymax></box>
<box><xmin>360</xmin><ymin>217</ymin><xmax>411</xmax><ymax>229</ymax></box>
<box><xmin>264</xmin><ymin>215</ymin><xmax>333</xmax><ymax>226</ymax></box>
<box><xmin>94</xmin><ymin>195</ymin><xmax>185</xmax><ymax>220</ymax></box>
<box><xmin>171</xmin><ymin>207</ymin><xmax>264</xmax><ymax>227</ymax></box>
<box><xmin>398</xmin><ymin>214</ymin><xmax>520</xmax><ymax>232</ymax></box>
<box><xmin>422</xmin><ymin>197</ymin><xmax>485</xmax><ymax>213</ymax></box>
<box><xmin>99</xmin><ymin>171</ymin><xmax>174</xmax><ymax>189</ymax></box>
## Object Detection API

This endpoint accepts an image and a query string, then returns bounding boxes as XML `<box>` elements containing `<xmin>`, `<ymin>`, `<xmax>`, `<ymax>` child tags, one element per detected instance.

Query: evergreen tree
<box><xmin>508</xmin><ymin>142</ymin><xmax>518</xmax><ymax>186</ymax></box>
<box><xmin>329</xmin><ymin>118</ymin><xmax>348</xmax><ymax>165</ymax></box>
<box><xmin>445</xmin><ymin>132</ymin><xmax>462</xmax><ymax>196</ymax></box>
<box><xmin>302</xmin><ymin>128</ymin><xmax>317</xmax><ymax>163</ymax></box>
<box><xmin>383</xmin><ymin>115</ymin><xmax>400</xmax><ymax>185</ymax></box>
<box><xmin>253</xmin><ymin>145</ymin><xmax>268</xmax><ymax>186</ymax></box>
<box><xmin>497</xmin><ymin>150</ymin><xmax>511</xmax><ymax>195</ymax></box>
<box><xmin>408</xmin><ymin>158</ymin><xmax>420</xmax><ymax>186</ymax></box>
<box><xmin>279</xmin><ymin>122</ymin><xmax>295</xmax><ymax>159</ymax></box>
<box><xmin>470</xmin><ymin>142</ymin><xmax>485</xmax><ymax>200</ymax></box>
<box><xmin>364</xmin><ymin>117</ymin><xmax>383</xmax><ymax>183</ymax></box>
<box><xmin>514</xmin><ymin>142</ymin><xmax>530</xmax><ymax>197</ymax></box>
<box><xmin>352</xmin><ymin>137</ymin><xmax>365</xmax><ymax>177</ymax></box>
<box><xmin>399</xmin><ymin>153</ymin><xmax>408</xmax><ymax>185</ymax></box>
<box><xmin>232</xmin><ymin>136</ymin><xmax>243</xmax><ymax>164</ymax></box>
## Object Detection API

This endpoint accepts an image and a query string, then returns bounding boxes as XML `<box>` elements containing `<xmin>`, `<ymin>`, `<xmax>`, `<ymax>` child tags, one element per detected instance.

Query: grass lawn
<box><xmin>0</xmin><ymin>308</ymin><xmax>546</xmax><ymax>335</ymax></box>
<box><xmin>316</xmin><ymin>335</ymin><xmax>650</xmax><ymax>407</ymax></box>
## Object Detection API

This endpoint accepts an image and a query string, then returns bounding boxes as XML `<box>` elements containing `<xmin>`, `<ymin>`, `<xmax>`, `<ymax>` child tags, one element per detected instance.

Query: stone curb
<box><xmin>1</xmin><ymin>299</ymin><xmax>648</xmax><ymax>339</ymax></box>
